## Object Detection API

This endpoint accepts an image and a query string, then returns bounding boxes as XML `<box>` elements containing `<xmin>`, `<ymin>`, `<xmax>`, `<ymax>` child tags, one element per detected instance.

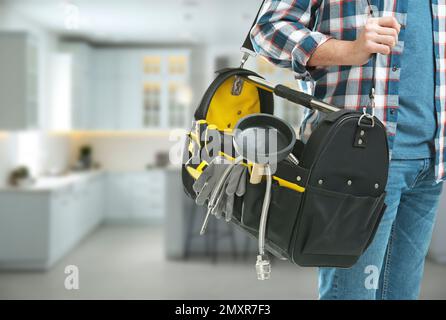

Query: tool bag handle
<box><xmin>242</xmin><ymin>75</ymin><xmax>340</xmax><ymax>113</ymax></box>
<box><xmin>274</xmin><ymin>84</ymin><xmax>313</xmax><ymax>107</ymax></box>
<box><xmin>274</xmin><ymin>84</ymin><xmax>340</xmax><ymax>113</ymax></box>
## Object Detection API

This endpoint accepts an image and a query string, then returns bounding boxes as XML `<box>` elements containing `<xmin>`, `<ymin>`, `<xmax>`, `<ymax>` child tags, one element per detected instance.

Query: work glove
<box><xmin>212</xmin><ymin>163</ymin><xmax>247</xmax><ymax>222</ymax></box>
<box><xmin>193</xmin><ymin>156</ymin><xmax>231</xmax><ymax>206</ymax></box>
<box><xmin>223</xmin><ymin>164</ymin><xmax>247</xmax><ymax>221</ymax></box>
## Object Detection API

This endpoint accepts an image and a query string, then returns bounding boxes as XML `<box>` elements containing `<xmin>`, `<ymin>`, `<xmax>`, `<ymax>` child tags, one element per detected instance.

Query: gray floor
<box><xmin>0</xmin><ymin>225</ymin><xmax>445</xmax><ymax>300</ymax></box>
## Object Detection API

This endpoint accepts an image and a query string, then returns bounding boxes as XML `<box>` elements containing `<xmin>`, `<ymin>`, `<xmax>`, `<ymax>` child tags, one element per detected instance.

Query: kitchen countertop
<box><xmin>0</xmin><ymin>170</ymin><xmax>104</xmax><ymax>193</ymax></box>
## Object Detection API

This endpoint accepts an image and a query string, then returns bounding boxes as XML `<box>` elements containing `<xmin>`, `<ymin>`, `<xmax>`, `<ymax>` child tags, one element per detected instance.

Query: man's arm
<box><xmin>250</xmin><ymin>0</ymin><xmax>332</xmax><ymax>80</ymax></box>
<box><xmin>308</xmin><ymin>17</ymin><xmax>401</xmax><ymax>67</ymax></box>
<box><xmin>251</xmin><ymin>0</ymin><xmax>401</xmax><ymax>77</ymax></box>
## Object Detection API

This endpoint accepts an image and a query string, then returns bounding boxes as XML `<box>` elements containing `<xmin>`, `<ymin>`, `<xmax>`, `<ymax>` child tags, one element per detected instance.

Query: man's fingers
<box><xmin>367</xmin><ymin>41</ymin><xmax>392</xmax><ymax>55</ymax></box>
<box><xmin>375</xmin><ymin>25</ymin><xmax>399</xmax><ymax>43</ymax></box>
<box><xmin>377</xmin><ymin>16</ymin><xmax>401</xmax><ymax>33</ymax></box>
<box><xmin>374</xmin><ymin>34</ymin><xmax>397</xmax><ymax>48</ymax></box>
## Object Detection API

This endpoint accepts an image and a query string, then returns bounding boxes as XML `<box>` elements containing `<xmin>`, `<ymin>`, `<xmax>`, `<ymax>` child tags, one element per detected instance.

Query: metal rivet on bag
<box><xmin>296</xmin><ymin>176</ymin><xmax>302</xmax><ymax>182</ymax></box>
<box><xmin>360</xmin><ymin>130</ymin><xmax>365</xmax><ymax>136</ymax></box>
<box><xmin>318</xmin><ymin>179</ymin><xmax>323</xmax><ymax>185</ymax></box>
<box><xmin>358</xmin><ymin>139</ymin><xmax>363</xmax><ymax>145</ymax></box>
<box><xmin>375</xmin><ymin>183</ymin><xmax>379</xmax><ymax>189</ymax></box>
<box><xmin>347</xmin><ymin>180</ymin><xmax>352</xmax><ymax>186</ymax></box>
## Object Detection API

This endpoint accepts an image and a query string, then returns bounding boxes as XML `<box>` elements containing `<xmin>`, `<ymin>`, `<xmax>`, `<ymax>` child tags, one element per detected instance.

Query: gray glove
<box><xmin>193</xmin><ymin>156</ymin><xmax>231</xmax><ymax>206</ymax></box>
<box><xmin>213</xmin><ymin>163</ymin><xmax>247</xmax><ymax>222</ymax></box>
<box><xmin>224</xmin><ymin>164</ymin><xmax>247</xmax><ymax>221</ymax></box>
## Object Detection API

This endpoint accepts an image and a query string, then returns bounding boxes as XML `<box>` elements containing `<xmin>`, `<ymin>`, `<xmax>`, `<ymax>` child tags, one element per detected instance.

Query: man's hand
<box><xmin>351</xmin><ymin>17</ymin><xmax>401</xmax><ymax>65</ymax></box>
<box><xmin>308</xmin><ymin>17</ymin><xmax>401</xmax><ymax>67</ymax></box>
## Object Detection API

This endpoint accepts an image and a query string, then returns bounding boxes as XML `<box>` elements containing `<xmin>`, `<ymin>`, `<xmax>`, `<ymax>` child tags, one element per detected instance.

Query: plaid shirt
<box><xmin>250</xmin><ymin>0</ymin><xmax>446</xmax><ymax>182</ymax></box>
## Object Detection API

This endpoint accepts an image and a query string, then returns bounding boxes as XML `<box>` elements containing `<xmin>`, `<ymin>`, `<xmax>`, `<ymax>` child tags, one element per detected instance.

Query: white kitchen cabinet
<box><xmin>90</xmin><ymin>49</ymin><xmax>143</xmax><ymax>130</ymax></box>
<box><xmin>105</xmin><ymin>170</ymin><xmax>165</xmax><ymax>223</ymax></box>
<box><xmin>0</xmin><ymin>31</ymin><xmax>38</xmax><ymax>130</ymax></box>
<box><xmin>92</xmin><ymin>78</ymin><xmax>118</xmax><ymax>129</ymax></box>
<box><xmin>104</xmin><ymin>173</ymin><xmax>133</xmax><ymax>220</ymax></box>
<box><xmin>88</xmin><ymin>48</ymin><xmax>190</xmax><ymax>130</ymax></box>
<box><xmin>49</xmin><ymin>176</ymin><xmax>105</xmax><ymax>267</ymax></box>
<box><xmin>0</xmin><ymin>193</ymin><xmax>48</xmax><ymax>264</ymax></box>
<box><xmin>141</xmin><ymin>50</ymin><xmax>191</xmax><ymax>129</ymax></box>
<box><xmin>90</xmin><ymin>49</ymin><xmax>120</xmax><ymax>130</ymax></box>
<box><xmin>115</xmin><ymin>50</ymin><xmax>143</xmax><ymax>130</ymax></box>
<box><xmin>131</xmin><ymin>171</ymin><xmax>164</xmax><ymax>219</ymax></box>
<box><xmin>0</xmin><ymin>172</ymin><xmax>104</xmax><ymax>270</ymax></box>
<box><xmin>59</xmin><ymin>41</ymin><xmax>92</xmax><ymax>129</ymax></box>
<box><xmin>117</xmin><ymin>79</ymin><xmax>142</xmax><ymax>130</ymax></box>
<box><xmin>50</xmin><ymin>186</ymin><xmax>80</xmax><ymax>262</ymax></box>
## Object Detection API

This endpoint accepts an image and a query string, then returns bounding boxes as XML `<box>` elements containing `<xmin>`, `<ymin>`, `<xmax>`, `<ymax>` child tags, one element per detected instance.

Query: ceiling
<box><xmin>0</xmin><ymin>0</ymin><xmax>262</xmax><ymax>44</ymax></box>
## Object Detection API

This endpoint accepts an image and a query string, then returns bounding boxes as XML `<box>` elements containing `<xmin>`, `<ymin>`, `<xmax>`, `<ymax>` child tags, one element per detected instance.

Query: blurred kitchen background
<box><xmin>0</xmin><ymin>0</ymin><xmax>445</xmax><ymax>299</ymax></box>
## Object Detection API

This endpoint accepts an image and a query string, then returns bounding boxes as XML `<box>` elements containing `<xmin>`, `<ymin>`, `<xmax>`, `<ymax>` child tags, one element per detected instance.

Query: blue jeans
<box><xmin>318</xmin><ymin>158</ymin><xmax>443</xmax><ymax>300</ymax></box>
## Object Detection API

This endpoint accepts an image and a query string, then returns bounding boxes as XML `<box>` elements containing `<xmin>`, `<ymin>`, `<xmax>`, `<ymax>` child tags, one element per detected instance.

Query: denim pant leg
<box><xmin>377</xmin><ymin>160</ymin><xmax>443</xmax><ymax>300</ymax></box>
<box><xmin>318</xmin><ymin>159</ymin><xmax>425</xmax><ymax>300</ymax></box>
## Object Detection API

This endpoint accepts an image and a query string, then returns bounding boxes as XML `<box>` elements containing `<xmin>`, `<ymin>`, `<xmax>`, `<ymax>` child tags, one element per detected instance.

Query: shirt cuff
<box><xmin>291</xmin><ymin>31</ymin><xmax>332</xmax><ymax>81</ymax></box>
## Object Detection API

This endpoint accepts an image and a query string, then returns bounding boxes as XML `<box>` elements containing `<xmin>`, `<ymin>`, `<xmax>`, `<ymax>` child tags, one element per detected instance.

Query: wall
<box><xmin>70</xmin><ymin>131</ymin><xmax>181</xmax><ymax>171</ymax></box>
<box><xmin>0</xmin><ymin>129</ymin><xmax>184</xmax><ymax>186</ymax></box>
<box><xmin>0</xmin><ymin>133</ymin><xmax>14</xmax><ymax>185</ymax></box>
<box><xmin>0</xmin><ymin>132</ymin><xmax>72</xmax><ymax>185</ymax></box>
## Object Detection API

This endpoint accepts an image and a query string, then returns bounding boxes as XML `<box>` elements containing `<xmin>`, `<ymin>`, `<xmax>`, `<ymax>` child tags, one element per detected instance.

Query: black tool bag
<box><xmin>181</xmin><ymin>1</ymin><xmax>389</xmax><ymax>271</ymax></box>
<box><xmin>238</xmin><ymin>107</ymin><xmax>389</xmax><ymax>267</ymax></box>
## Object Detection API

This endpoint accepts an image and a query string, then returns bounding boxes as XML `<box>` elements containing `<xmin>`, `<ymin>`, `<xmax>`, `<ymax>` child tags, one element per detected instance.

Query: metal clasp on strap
<box><xmin>358</xmin><ymin>88</ymin><xmax>376</xmax><ymax>127</ymax></box>
<box><xmin>231</xmin><ymin>52</ymin><xmax>252</xmax><ymax>96</ymax></box>
<box><xmin>239</xmin><ymin>51</ymin><xmax>251</xmax><ymax>68</ymax></box>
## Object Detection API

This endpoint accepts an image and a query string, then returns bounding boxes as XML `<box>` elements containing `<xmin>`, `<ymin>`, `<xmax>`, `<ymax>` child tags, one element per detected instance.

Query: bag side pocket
<box><xmin>241</xmin><ymin>180</ymin><xmax>303</xmax><ymax>254</ymax></box>
<box><xmin>267</xmin><ymin>185</ymin><xmax>302</xmax><ymax>251</ymax></box>
<box><xmin>241</xmin><ymin>180</ymin><xmax>266</xmax><ymax>232</ymax></box>
<box><xmin>297</xmin><ymin>186</ymin><xmax>385</xmax><ymax>256</ymax></box>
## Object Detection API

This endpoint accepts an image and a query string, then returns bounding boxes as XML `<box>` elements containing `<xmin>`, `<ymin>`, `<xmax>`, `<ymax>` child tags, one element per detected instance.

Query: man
<box><xmin>251</xmin><ymin>0</ymin><xmax>445</xmax><ymax>300</ymax></box>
